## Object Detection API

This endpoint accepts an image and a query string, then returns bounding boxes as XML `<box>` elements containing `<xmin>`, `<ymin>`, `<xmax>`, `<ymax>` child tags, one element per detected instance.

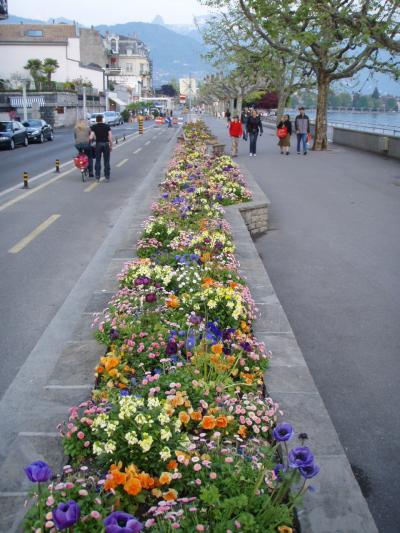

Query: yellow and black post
<box><xmin>23</xmin><ymin>171</ymin><xmax>29</xmax><ymax>189</ymax></box>
<box><xmin>138</xmin><ymin>115</ymin><xmax>144</xmax><ymax>135</ymax></box>
<box><xmin>55</xmin><ymin>159</ymin><xmax>60</xmax><ymax>173</ymax></box>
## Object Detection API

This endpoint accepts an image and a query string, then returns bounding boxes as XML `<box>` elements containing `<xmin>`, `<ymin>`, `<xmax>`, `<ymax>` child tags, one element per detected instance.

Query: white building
<box><xmin>0</xmin><ymin>24</ymin><xmax>105</xmax><ymax>90</ymax></box>
<box><xmin>103</xmin><ymin>33</ymin><xmax>152</xmax><ymax>99</ymax></box>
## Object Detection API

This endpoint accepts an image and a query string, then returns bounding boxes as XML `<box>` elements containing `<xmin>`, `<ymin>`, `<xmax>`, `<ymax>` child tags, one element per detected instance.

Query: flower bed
<box><xmin>24</xmin><ymin>121</ymin><xmax>319</xmax><ymax>532</ymax></box>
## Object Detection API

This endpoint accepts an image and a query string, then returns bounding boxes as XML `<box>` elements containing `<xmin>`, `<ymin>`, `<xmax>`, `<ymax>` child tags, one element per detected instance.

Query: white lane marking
<box><xmin>116</xmin><ymin>158</ymin><xmax>129</xmax><ymax>167</ymax></box>
<box><xmin>84</xmin><ymin>181</ymin><xmax>99</xmax><ymax>193</ymax></box>
<box><xmin>0</xmin><ymin>168</ymin><xmax>74</xmax><ymax>213</ymax></box>
<box><xmin>8</xmin><ymin>214</ymin><xmax>61</xmax><ymax>254</ymax></box>
<box><xmin>133</xmin><ymin>147</ymin><xmax>142</xmax><ymax>154</ymax></box>
<box><xmin>145</xmin><ymin>140</ymin><xmax>151</xmax><ymax>145</ymax></box>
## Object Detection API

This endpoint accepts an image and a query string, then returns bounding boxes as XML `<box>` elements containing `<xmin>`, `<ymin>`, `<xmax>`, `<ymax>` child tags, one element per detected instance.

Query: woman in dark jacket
<box><xmin>246</xmin><ymin>110</ymin><xmax>263</xmax><ymax>156</ymax></box>
<box><xmin>277</xmin><ymin>114</ymin><xmax>292</xmax><ymax>155</ymax></box>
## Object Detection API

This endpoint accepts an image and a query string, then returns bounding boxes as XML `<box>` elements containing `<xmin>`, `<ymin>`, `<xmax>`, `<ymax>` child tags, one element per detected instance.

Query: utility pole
<box><xmin>83</xmin><ymin>85</ymin><xmax>87</xmax><ymax>119</ymax></box>
<box><xmin>188</xmin><ymin>73</ymin><xmax>192</xmax><ymax>114</ymax></box>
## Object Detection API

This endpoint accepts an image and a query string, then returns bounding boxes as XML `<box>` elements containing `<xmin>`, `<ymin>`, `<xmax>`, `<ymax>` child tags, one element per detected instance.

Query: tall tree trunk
<box><xmin>314</xmin><ymin>72</ymin><xmax>330</xmax><ymax>150</ymax></box>
<box><xmin>276</xmin><ymin>90</ymin><xmax>289</xmax><ymax>125</ymax></box>
<box><xmin>237</xmin><ymin>96</ymin><xmax>243</xmax><ymax>116</ymax></box>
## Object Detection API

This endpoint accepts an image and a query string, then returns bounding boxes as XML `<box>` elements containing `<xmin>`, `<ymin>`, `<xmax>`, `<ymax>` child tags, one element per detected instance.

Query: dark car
<box><xmin>23</xmin><ymin>119</ymin><xmax>54</xmax><ymax>143</ymax></box>
<box><xmin>0</xmin><ymin>121</ymin><xmax>28</xmax><ymax>150</ymax></box>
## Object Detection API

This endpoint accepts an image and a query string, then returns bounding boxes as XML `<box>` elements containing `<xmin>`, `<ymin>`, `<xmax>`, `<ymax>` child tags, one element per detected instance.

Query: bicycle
<box><xmin>74</xmin><ymin>151</ymin><xmax>89</xmax><ymax>182</ymax></box>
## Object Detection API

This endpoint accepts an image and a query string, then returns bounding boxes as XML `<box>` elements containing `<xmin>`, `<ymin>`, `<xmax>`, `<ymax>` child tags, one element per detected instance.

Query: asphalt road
<box><xmin>207</xmin><ymin>117</ymin><xmax>400</xmax><ymax>533</ymax></box>
<box><xmin>0</xmin><ymin>123</ymin><xmax>139</xmax><ymax>193</ymax></box>
<box><xmin>0</xmin><ymin>121</ymin><xmax>174</xmax><ymax>399</ymax></box>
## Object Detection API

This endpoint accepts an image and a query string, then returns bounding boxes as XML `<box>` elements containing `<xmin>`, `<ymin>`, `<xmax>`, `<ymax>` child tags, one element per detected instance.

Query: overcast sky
<box><xmin>8</xmin><ymin>0</ymin><xmax>212</xmax><ymax>25</ymax></box>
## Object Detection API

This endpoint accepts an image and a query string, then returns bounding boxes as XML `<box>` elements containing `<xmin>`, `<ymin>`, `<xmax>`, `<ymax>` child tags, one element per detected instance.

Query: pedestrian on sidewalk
<box><xmin>295</xmin><ymin>107</ymin><xmax>310</xmax><ymax>155</ymax></box>
<box><xmin>225</xmin><ymin>108</ymin><xmax>231</xmax><ymax>123</ymax></box>
<box><xmin>277</xmin><ymin>114</ymin><xmax>292</xmax><ymax>155</ymax></box>
<box><xmin>74</xmin><ymin>119</ymin><xmax>94</xmax><ymax>177</ymax></box>
<box><xmin>90</xmin><ymin>114</ymin><xmax>112</xmax><ymax>181</ymax></box>
<box><xmin>229</xmin><ymin>115</ymin><xmax>243</xmax><ymax>157</ymax></box>
<box><xmin>246</xmin><ymin>109</ymin><xmax>263</xmax><ymax>157</ymax></box>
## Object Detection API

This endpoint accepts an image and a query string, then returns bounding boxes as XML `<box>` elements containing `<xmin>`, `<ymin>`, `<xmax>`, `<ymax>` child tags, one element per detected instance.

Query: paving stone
<box><xmin>256</xmin><ymin>332</ymin><xmax>307</xmax><ymax>367</ymax></box>
<box><xmin>70</xmin><ymin>313</ymin><xmax>96</xmax><ymax>342</ymax></box>
<box><xmin>265</xmin><ymin>364</ymin><xmax>316</xmax><ymax>394</ymax></box>
<box><xmin>0</xmin><ymin>493</ymin><xmax>27</xmax><ymax>533</ymax></box>
<box><xmin>255</xmin><ymin>302</ymin><xmax>292</xmax><ymax>333</ymax></box>
<box><xmin>84</xmin><ymin>291</ymin><xmax>115</xmax><ymax>313</ymax></box>
<box><xmin>298</xmin><ymin>454</ymin><xmax>378</xmax><ymax>533</ymax></box>
<box><xmin>46</xmin><ymin>340</ymin><xmax>101</xmax><ymax>388</ymax></box>
<box><xmin>0</xmin><ymin>434</ymin><xmax>65</xmax><ymax>493</ymax></box>
<box><xmin>269</xmin><ymin>390</ymin><xmax>343</xmax><ymax>456</ymax></box>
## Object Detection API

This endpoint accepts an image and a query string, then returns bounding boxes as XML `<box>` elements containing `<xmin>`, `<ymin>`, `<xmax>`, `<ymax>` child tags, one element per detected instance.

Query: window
<box><xmin>140</xmin><ymin>63</ymin><xmax>145</xmax><ymax>74</ymax></box>
<box><xmin>25</xmin><ymin>30</ymin><xmax>44</xmax><ymax>37</ymax></box>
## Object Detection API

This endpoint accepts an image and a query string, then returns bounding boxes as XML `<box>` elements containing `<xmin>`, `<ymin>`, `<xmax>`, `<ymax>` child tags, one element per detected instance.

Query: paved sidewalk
<box><xmin>206</xmin><ymin>116</ymin><xmax>400</xmax><ymax>533</ymax></box>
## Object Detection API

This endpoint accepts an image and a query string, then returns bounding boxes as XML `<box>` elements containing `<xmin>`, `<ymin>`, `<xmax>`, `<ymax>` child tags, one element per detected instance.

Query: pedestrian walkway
<box><xmin>205</xmin><ymin>116</ymin><xmax>400</xmax><ymax>533</ymax></box>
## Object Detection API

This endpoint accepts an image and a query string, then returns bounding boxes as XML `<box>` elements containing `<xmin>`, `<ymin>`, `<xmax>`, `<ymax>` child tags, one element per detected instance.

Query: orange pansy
<box><xmin>163</xmin><ymin>488</ymin><xmax>178</xmax><ymax>501</ymax></box>
<box><xmin>201</xmin><ymin>415</ymin><xmax>216</xmax><ymax>430</ymax></box>
<box><xmin>211</xmin><ymin>344</ymin><xmax>223</xmax><ymax>354</ymax></box>
<box><xmin>201</xmin><ymin>277</ymin><xmax>214</xmax><ymax>288</ymax></box>
<box><xmin>124</xmin><ymin>477</ymin><xmax>142</xmax><ymax>496</ymax></box>
<box><xmin>166</xmin><ymin>295</ymin><xmax>180</xmax><ymax>308</ymax></box>
<box><xmin>138</xmin><ymin>472</ymin><xmax>155</xmax><ymax>490</ymax></box>
<box><xmin>159</xmin><ymin>472</ymin><xmax>172</xmax><ymax>485</ymax></box>
<box><xmin>238</xmin><ymin>425</ymin><xmax>247</xmax><ymax>438</ymax></box>
<box><xmin>179</xmin><ymin>411</ymin><xmax>190</xmax><ymax>425</ymax></box>
<box><xmin>166</xmin><ymin>459</ymin><xmax>178</xmax><ymax>471</ymax></box>
<box><xmin>191</xmin><ymin>411</ymin><xmax>203</xmax><ymax>421</ymax></box>
<box><xmin>216</xmin><ymin>416</ymin><xmax>228</xmax><ymax>428</ymax></box>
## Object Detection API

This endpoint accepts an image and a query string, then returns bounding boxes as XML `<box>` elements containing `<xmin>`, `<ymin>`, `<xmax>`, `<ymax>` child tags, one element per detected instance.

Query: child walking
<box><xmin>229</xmin><ymin>115</ymin><xmax>243</xmax><ymax>157</ymax></box>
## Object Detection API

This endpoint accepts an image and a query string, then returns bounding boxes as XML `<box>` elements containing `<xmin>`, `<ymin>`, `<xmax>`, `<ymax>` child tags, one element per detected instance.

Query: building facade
<box><xmin>0</xmin><ymin>24</ymin><xmax>105</xmax><ymax>90</ymax></box>
<box><xmin>179</xmin><ymin>78</ymin><xmax>198</xmax><ymax>97</ymax></box>
<box><xmin>103</xmin><ymin>33</ymin><xmax>152</xmax><ymax>99</ymax></box>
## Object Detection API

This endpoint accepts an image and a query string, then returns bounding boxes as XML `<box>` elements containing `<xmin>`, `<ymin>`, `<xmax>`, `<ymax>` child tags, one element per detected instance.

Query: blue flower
<box><xmin>273</xmin><ymin>423</ymin><xmax>294</xmax><ymax>442</ymax></box>
<box><xmin>288</xmin><ymin>447</ymin><xmax>314</xmax><ymax>469</ymax></box>
<box><xmin>299</xmin><ymin>463</ymin><xmax>320</xmax><ymax>479</ymax></box>
<box><xmin>24</xmin><ymin>461</ymin><xmax>52</xmax><ymax>483</ymax></box>
<box><xmin>186</xmin><ymin>335</ymin><xmax>196</xmax><ymax>351</ymax></box>
<box><xmin>52</xmin><ymin>500</ymin><xmax>80</xmax><ymax>531</ymax></box>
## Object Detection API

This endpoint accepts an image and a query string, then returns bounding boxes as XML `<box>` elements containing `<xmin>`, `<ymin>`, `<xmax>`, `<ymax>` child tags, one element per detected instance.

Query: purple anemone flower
<box><xmin>145</xmin><ymin>293</ymin><xmax>157</xmax><ymax>303</ymax></box>
<box><xmin>273</xmin><ymin>423</ymin><xmax>294</xmax><ymax>442</ymax></box>
<box><xmin>165</xmin><ymin>340</ymin><xmax>178</xmax><ymax>355</ymax></box>
<box><xmin>299</xmin><ymin>463</ymin><xmax>320</xmax><ymax>479</ymax></box>
<box><xmin>273</xmin><ymin>463</ymin><xmax>285</xmax><ymax>481</ymax></box>
<box><xmin>24</xmin><ymin>461</ymin><xmax>52</xmax><ymax>483</ymax></box>
<box><xmin>288</xmin><ymin>446</ymin><xmax>314</xmax><ymax>469</ymax></box>
<box><xmin>104</xmin><ymin>512</ymin><xmax>143</xmax><ymax>533</ymax></box>
<box><xmin>52</xmin><ymin>500</ymin><xmax>80</xmax><ymax>531</ymax></box>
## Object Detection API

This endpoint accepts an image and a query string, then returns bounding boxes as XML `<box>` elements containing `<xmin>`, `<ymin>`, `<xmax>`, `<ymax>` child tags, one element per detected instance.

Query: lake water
<box><xmin>288</xmin><ymin>110</ymin><xmax>400</xmax><ymax>135</ymax></box>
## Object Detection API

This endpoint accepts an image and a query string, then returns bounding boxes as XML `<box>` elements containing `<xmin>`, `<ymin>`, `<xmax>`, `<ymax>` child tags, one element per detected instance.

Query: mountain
<box><xmin>95</xmin><ymin>22</ymin><xmax>212</xmax><ymax>85</ymax></box>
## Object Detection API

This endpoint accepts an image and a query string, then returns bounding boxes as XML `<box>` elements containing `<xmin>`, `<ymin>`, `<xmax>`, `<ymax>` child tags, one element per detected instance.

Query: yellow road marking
<box><xmin>9</xmin><ymin>214</ymin><xmax>61</xmax><ymax>254</ymax></box>
<box><xmin>0</xmin><ymin>168</ymin><xmax>74</xmax><ymax>214</ymax></box>
<box><xmin>84</xmin><ymin>181</ymin><xmax>99</xmax><ymax>193</ymax></box>
<box><xmin>133</xmin><ymin>147</ymin><xmax>142</xmax><ymax>154</ymax></box>
<box><xmin>116</xmin><ymin>158</ymin><xmax>129</xmax><ymax>168</ymax></box>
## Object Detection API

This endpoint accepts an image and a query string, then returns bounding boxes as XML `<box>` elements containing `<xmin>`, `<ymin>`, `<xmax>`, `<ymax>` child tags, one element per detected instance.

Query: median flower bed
<box><xmin>24</xmin><ymin>121</ymin><xmax>319</xmax><ymax>532</ymax></box>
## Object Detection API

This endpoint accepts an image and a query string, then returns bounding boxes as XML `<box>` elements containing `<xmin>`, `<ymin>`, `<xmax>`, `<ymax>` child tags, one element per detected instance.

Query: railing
<box><xmin>328</xmin><ymin>120</ymin><xmax>400</xmax><ymax>137</ymax></box>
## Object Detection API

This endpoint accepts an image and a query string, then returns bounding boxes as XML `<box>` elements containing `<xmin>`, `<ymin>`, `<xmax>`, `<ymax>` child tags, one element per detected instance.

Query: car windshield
<box><xmin>90</xmin><ymin>114</ymin><xmax>100</xmax><ymax>118</ymax></box>
<box><xmin>104</xmin><ymin>112</ymin><xmax>114</xmax><ymax>116</ymax></box>
<box><xmin>0</xmin><ymin>122</ymin><xmax>12</xmax><ymax>131</ymax></box>
<box><xmin>23</xmin><ymin>120</ymin><xmax>42</xmax><ymax>127</ymax></box>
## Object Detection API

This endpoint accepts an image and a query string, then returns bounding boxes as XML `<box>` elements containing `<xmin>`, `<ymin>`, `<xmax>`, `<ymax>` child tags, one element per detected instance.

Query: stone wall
<box><xmin>333</xmin><ymin>127</ymin><xmax>400</xmax><ymax>160</ymax></box>
<box><xmin>79</xmin><ymin>28</ymin><xmax>107</xmax><ymax>69</ymax></box>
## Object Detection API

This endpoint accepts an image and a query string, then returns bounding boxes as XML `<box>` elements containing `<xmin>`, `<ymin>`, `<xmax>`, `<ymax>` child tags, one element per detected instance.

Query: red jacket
<box><xmin>229</xmin><ymin>120</ymin><xmax>243</xmax><ymax>137</ymax></box>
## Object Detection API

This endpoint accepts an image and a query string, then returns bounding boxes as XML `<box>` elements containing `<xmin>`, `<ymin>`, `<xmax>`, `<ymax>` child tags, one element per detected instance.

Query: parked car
<box><xmin>22</xmin><ymin>119</ymin><xmax>54</xmax><ymax>143</ymax></box>
<box><xmin>0</xmin><ymin>121</ymin><xmax>28</xmax><ymax>150</ymax></box>
<box><xmin>103</xmin><ymin>111</ymin><xmax>121</xmax><ymax>126</ymax></box>
<box><xmin>89</xmin><ymin>113</ymin><xmax>103</xmax><ymax>126</ymax></box>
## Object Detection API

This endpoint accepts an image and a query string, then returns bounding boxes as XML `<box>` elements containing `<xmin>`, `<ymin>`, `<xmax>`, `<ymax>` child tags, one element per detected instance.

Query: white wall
<box><xmin>0</xmin><ymin>42</ymin><xmax>104</xmax><ymax>90</ymax></box>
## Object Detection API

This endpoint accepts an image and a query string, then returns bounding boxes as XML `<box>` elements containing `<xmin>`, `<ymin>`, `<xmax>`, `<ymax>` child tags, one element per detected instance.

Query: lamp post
<box><xmin>21</xmin><ymin>79</ymin><xmax>28</xmax><ymax>122</ymax></box>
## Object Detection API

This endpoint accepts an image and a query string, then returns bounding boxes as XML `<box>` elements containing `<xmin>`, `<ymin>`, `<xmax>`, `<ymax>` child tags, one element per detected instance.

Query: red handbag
<box><xmin>277</xmin><ymin>127</ymin><xmax>288</xmax><ymax>139</ymax></box>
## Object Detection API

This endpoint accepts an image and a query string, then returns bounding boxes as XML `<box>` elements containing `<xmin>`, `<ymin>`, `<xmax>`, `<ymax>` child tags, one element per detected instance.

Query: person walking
<box><xmin>74</xmin><ymin>119</ymin><xmax>93</xmax><ymax>177</ymax></box>
<box><xmin>277</xmin><ymin>114</ymin><xmax>292</xmax><ymax>155</ymax></box>
<box><xmin>90</xmin><ymin>114</ymin><xmax>112</xmax><ymax>181</ymax></box>
<box><xmin>246</xmin><ymin>109</ymin><xmax>263</xmax><ymax>157</ymax></box>
<box><xmin>229</xmin><ymin>115</ymin><xmax>243</xmax><ymax>157</ymax></box>
<box><xmin>225</xmin><ymin>108</ymin><xmax>231</xmax><ymax>123</ymax></box>
<box><xmin>295</xmin><ymin>107</ymin><xmax>310</xmax><ymax>155</ymax></box>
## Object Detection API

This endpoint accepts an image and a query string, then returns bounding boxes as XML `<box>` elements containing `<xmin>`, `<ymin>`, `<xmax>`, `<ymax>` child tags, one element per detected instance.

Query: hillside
<box><xmin>95</xmin><ymin>22</ymin><xmax>211</xmax><ymax>84</ymax></box>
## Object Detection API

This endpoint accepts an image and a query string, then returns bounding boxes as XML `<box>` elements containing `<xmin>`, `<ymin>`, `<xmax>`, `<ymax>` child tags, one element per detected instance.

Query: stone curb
<box><xmin>0</xmin><ymin>128</ymin><xmax>181</xmax><ymax>533</ymax></box>
<box><xmin>224</xmin><ymin>166</ymin><xmax>378</xmax><ymax>532</ymax></box>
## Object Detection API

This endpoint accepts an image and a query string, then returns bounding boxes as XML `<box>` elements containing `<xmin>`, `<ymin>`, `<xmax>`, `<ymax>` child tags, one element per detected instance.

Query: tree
<box><xmin>200</xmin><ymin>6</ymin><xmax>314</xmax><ymax>122</ymax></box>
<box><xmin>161</xmin><ymin>84</ymin><xmax>177</xmax><ymax>97</ymax></box>
<box><xmin>24</xmin><ymin>59</ymin><xmax>43</xmax><ymax>85</ymax></box>
<box><xmin>42</xmin><ymin>58</ymin><xmax>59</xmax><ymax>82</ymax></box>
<box><xmin>202</xmin><ymin>0</ymin><xmax>399</xmax><ymax>150</ymax></box>
<box><xmin>371</xmin><ymin>87</ymin><xmax>380</xmax><ymax>100</ymax></box>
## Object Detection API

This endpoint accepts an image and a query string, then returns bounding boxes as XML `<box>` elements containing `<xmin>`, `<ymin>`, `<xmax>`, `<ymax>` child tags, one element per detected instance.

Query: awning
<box><xmin>108</xmin><ymin>95</ymin><xmax>126</xmax><ymax>107</ymax></box>
<box><xmin>9</xmin><ymin>96</ymin><xmax>46</xmax><ymax>108</ymax></box>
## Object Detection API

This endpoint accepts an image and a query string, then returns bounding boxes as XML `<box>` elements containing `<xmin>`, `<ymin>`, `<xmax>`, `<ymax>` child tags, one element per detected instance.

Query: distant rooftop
<box><xmin>0</xmin><ymin>23</ymin><xmax>77</xmax><ymax>42</ymax></box>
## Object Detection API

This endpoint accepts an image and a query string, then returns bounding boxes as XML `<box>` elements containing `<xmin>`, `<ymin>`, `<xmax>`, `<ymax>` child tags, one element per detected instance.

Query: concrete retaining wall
<box><xmin>333</xmin><ymin>127</ymin><xmax>400</xmax><ymax>160</ymax></box>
